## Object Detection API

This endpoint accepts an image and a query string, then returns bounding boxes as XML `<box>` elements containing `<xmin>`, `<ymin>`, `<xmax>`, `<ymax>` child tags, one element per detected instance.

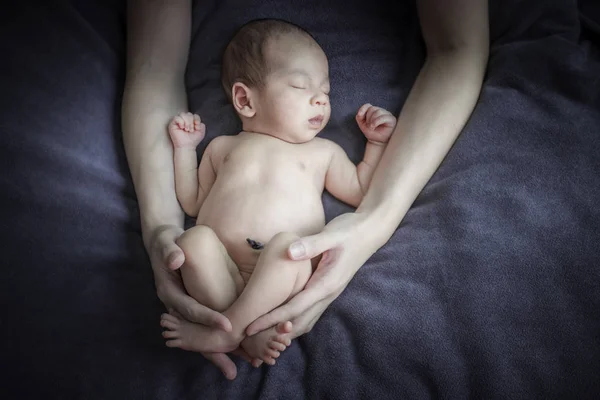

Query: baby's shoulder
<box><xmin>306</xmin><ymin>136</ymin><xmax>338</xmax><ymax>152</ymax></box>
<box><xmin>203</xmin><ymin>135</ymin><xmax>239</xmax><ymax>169</ymax></box>
<box><xmin>305</xmin><ymin>137</ymin><xmax>345</xmax><ymax>157</ymax></box>
<box><xmin>206</xmin><ymin>134</ymin><xmax>237</xmax><ymax>154</ymax></box>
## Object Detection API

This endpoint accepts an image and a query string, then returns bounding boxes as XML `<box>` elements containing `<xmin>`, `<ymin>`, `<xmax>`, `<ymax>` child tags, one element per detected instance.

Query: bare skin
<box><xmin>123</xmin><ymin>0</ymin><xmax>489</xmax><ymax>381</ymax></box>
<box><xmin>160</xmin><ymin>33</ymin><xmax>397</xmax><ymax>366</ymax></box>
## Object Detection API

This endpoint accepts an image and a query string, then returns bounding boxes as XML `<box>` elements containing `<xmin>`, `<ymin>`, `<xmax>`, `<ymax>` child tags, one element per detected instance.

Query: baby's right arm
<box><xmin>168</xmin><ymin>112</ymin><xmax>216</xmax><ymax>217</ymax></box>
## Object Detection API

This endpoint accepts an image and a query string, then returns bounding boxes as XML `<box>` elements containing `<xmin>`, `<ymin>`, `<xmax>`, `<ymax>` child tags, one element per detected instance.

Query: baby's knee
<box><xmin>176</xmin><ymin>225</ymin><xmax>218</xmax><ymax>252</ymax></box>
<box><xmin>263</xmin><ymin>232</ymin><xmax>303</xmax><ymax>265</ymax></box>
<box><xmin>267</xmin><ymin>232</ymin><xmax>300</xmax><ymax>249</ymax></box>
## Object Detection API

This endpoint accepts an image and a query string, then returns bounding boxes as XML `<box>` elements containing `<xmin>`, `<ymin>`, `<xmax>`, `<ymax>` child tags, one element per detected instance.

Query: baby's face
<box><xmin>253</xmin><ymin>35</ymin><xmax>331</xmax><ymax>143</ymax></box>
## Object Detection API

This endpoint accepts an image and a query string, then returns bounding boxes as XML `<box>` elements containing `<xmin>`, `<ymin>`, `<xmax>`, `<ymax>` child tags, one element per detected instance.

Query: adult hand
<box><xmin>149</xmin><ymin>224</ymin><xmax>248</xmax><ymax>379</ymax></box>
<box><xmin>246</xmin><ymin>212</ymin><xmax>386</xmax><ymax>338</ymax></box>
<box><xmin>148</xmin><ymin>224</ymin><xmax>231</xmax><ymax>330</ymax></box>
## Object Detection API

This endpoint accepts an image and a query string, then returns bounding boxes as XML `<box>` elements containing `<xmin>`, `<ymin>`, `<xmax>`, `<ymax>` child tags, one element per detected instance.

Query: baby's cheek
<box><xmin>276</xmin><ymin>97</ymin><xmax>299</xmax><ymax>118</ymax></box>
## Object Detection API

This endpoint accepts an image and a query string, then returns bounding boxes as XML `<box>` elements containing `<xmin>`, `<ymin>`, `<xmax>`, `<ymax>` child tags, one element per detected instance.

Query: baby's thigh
<box><xmin>260</xmin><ymin>231</ymin><xmax>313</xmax><ymax>299</ymax></box>
<box><xmin>176</xmin><ymin>225</ymin><xmax>244</xmax><ymax>310</ymax></box>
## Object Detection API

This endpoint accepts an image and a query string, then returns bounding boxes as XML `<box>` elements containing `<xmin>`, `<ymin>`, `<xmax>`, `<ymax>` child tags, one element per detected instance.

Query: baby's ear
<box><xmin>232</xmin><ymin>83</ymin><xmax>256</xmax><ymax>118</ymax></box>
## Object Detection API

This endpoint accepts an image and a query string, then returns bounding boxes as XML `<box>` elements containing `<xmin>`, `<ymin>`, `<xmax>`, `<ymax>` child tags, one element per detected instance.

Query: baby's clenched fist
<box><xmin>168</xmin><ymin>112</ymin><xmax>206</xmax><ymax>149</ymax></box>
<box><xmin>355</xmin><ymin>104</ymin><xmax>396</xmax><ymax>144</ymax></box>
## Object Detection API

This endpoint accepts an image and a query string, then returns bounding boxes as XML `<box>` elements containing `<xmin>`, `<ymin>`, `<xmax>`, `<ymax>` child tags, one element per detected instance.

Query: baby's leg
<box><xmin>227</xmin><ymin>232</ymin><xmax>312</xmax><ymax>364</ymax></box>
<box><xmin>176</xmin><ymin>225</ymin><xmax>244</xmax><ymax>312</ymax></box>
<box><xmin>160</xmin><ymin>225</ymin><xmax>245</xmax><ymax>353</ymax></box>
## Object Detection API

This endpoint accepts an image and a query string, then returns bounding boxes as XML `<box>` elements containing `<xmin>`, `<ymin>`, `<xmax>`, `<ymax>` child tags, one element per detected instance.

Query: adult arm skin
<box><xmin>122</xmin><ymin>0</ymin><xmax>243</xmax><ymax>380</ymax></box>
<box><xmin>247</xmin><ymin>0</ymin><xmax>490</xmax><ymax>337</ymax></box>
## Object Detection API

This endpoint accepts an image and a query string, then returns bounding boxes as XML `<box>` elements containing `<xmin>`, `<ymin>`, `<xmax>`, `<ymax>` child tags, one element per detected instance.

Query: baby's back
<box><xmin>197</xmin><ymin>132</ymin><xmax>330</xmax><ymax>267</ymax></box>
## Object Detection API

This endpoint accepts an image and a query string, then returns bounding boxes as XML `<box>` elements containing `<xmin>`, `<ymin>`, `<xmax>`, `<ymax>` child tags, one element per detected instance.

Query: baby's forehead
<box><xmin>265</xmin><ymin>38</ymin><xmax>329</xmax><ymax>79</ymax></box>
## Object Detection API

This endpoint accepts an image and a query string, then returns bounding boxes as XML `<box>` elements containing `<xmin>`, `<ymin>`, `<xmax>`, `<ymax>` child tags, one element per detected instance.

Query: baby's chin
<box><xmin>268</xmin><ymin>128</ymin><xmax>323</xmax><ymax>144</ymax></box>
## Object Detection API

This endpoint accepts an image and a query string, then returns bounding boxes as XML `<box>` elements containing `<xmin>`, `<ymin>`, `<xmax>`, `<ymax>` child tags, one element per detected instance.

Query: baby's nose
<box><xmin>312</xmin><ymin>93</ymin><xmax>328</xmax><ymax>106</ymax></box>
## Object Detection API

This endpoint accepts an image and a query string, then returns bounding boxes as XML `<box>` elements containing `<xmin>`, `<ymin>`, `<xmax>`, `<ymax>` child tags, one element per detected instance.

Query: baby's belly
<box><xmin>196</xmin><ymin>188</ymin><xmax>325</xmax><ymax>268</ymax></box>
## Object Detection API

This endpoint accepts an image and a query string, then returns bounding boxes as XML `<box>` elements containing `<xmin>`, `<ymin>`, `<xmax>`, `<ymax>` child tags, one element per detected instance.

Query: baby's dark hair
<box><xmin>221</xmin><ymin>19</ymin><xmax>314</xmax><ymax>102</ymax></box>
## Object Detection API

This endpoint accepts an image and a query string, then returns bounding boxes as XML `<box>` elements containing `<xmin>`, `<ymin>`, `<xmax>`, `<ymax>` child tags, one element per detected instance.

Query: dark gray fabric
<box><xmin>1</xmin><ymin>0</ymin><xmax>599</xmax><ymax>398</ymax></box>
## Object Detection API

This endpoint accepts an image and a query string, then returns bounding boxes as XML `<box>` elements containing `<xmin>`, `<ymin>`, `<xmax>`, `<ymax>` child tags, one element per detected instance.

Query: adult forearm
<box><xmin>358</xmin><ymin>49</ymin><xmax>488</xmax><ymax>241</ymax></box>
<box><xmin>122</xmin><ymin>0</ymin><xmax>192</xmax><ymax>248</ymax></box>
<box><xmin>122</xmin><ymin>89</ymin><xmax>186</xmax><ymax>245</ymax></box>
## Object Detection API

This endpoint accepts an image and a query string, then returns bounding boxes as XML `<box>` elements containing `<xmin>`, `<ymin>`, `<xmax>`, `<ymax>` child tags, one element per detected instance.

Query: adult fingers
<box><xmin>286</xmin><ymin>299</ymin><xmax>329</xmax><ymax>338</ymax></box>
<box><xmin>246</xmin><ymin>285</ymin><xmax>328</xmax><ymax>335</ymax></box>
<box><xmin>163</xmin><ymin>246</ymin><xmax>185</xmax><ymax>270</ymax></box>
<box><xmin>203</xmin><ymin>352</ymin><xmax>238</xmax><ymax>380</ymax></box>
<box><xmin>153</xmin><ymin>227</ymin><xmax>184</xmax><ymax>270</ymax></box>
<box><xmin>287</xmin><ymin>231</ymin><xmax>339</xmax><ymax>261</ymax></box>
<box><xmin>231</xmin><ymin>347</ymin><xmax>253</xmax><ymax>364</ymax></box>
<box><xmin>171</xmin><ymin>293</ymin><xmax>232</xmax><ymax>332</ymax></box>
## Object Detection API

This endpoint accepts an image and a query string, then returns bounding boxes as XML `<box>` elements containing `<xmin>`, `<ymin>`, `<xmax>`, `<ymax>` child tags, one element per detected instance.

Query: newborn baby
<box><xmin>160</xmin><ymin>19</ymin><xmax>396</xmax><ymax>367</ymax></box>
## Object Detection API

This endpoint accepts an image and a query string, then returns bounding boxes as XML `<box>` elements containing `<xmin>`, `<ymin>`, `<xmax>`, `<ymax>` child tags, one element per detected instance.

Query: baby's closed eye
<box><xmin>289</xmin><ymin>77</ymin><xmax>308</xmax><ymax>89</ymax></box>
<box><xmin>290</xmin><ymin>83</ymin><xmax>307</xmax><ymax>89</ymax></box>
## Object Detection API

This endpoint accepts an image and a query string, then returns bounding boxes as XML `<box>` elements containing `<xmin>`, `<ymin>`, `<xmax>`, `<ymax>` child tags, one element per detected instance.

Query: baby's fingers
<box><xmin>173</xmin><ymin>116</ymin><xmax>186</xmax><ymax>130</ymax></box>
<box><xmin>193</xmin><ymin>114</ymin><xmax>202</xmax><ymax>128</ymax></box>
<box><xmin>365</xmin><ymin>106</ymin><xmax>383</xmax><ymax>124</ymax></box>
<box><xmin>371</xmin><ymin>114</ymin><xmax>396</xmax><ymax>129</ymax></box>
<box><xmin>180</xmin><ymin>112</ymin><xmax>194</xmax><ymax>131</ymax></box>
<box><xmin>356</xmin><ymin>103</ymin><xmax>372</xmax><ymax>119</ymax></box>
<box><xmin>366</xmin><ymin>108</ymin><xmax>386</xmax><ymax>126</ymax></box>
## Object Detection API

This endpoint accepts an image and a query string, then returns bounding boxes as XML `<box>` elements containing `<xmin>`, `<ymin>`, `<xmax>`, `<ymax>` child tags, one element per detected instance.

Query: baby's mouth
<box><xmin>308</xmin><ymin>115</ymin><xmax>324</xmax><ymax>126</ymax></box>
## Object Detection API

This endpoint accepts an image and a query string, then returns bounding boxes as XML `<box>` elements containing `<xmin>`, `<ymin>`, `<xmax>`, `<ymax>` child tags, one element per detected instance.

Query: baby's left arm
<box><xmin>325</xmin><ymin>104</ymin><xmax>396</xmax><ymax>207</ymax></box>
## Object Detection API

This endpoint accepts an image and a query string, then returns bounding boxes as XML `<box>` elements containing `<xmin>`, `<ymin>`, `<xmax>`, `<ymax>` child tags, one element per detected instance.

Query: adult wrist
<box><xmin>356</xmin><ymin>198</ymin><xmax>407</xmax><ymax>248</ymax></box>
<box><xmin>141</xmin><ymin>211</ymin><xmax>184</xmax><ymax>250</ymax></box>
<box><xmin>173</xmin><ymin>146</ymin><xmax>198</xmax><ymax>152</ymax></box>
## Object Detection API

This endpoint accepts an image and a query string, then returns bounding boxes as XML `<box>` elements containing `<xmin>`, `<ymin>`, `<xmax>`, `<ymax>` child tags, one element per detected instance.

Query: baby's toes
<box><xmin>263</xmin><ymin>356</ymin><xmax>276</xmax><ymax>366</ymax></box>
<box><xmin>160</xmin><ymin>314</ymin><xmax>179</xmax><ymax>330</ymax></box>
<box><xmin>274</xmin><ymin>334</ymin><xmax>292</xmax><ymax>347</ymax></box>
<box><xmin>165</xmin><ymin>339</ymin><xmax>183</xmax><ymax>348</ymax></box>
<box><xmin>276</xmin><ymin>321</ymin><xmax>293</xmax><ymax>334</ymax></box>
<box><xmin>269</xmin><ymin>340</ymin><xmax>287</xmax><ymax>352</ymax></box>
<box><xmin>160</xmin><ymin>320</ymin><xmax>178</xmax><ymax>330</ymax></box>
<box><xmin>161</xmin><ymin>313</ymin><xmax>180</xmax><ymax>323</ymax></box>
<box><xmin>264</xmin><ymin>348</ymin><xmax>280</xmax><ymax>359</ymax></box>
<box><xmin>162</xmin><ymin>330</ymin><xmax>179</xmax><ymax>339</ymax></box>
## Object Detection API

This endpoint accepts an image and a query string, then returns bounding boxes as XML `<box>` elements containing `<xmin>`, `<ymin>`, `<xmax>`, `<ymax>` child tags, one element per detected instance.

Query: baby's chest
<box><xmin>220</xmin><ymin>148</ymin><xmax>327</xmax><ymax>182</ymax></box>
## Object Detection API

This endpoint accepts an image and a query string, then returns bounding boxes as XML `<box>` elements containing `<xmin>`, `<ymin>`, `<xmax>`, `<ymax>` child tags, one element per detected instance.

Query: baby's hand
<box><xmin>168</xmin><ymin>112</ymin><xmax>206</xmax><ymax>149</ymax></box>
<box><xmin>355</xmin><ymin>104</ymin><xmax>396</xmax><ymax>144</ymax></box>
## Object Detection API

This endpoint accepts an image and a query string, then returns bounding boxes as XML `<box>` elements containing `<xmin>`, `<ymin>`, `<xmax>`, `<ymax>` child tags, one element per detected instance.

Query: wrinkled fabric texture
<box><xmin>1</xmin><ymin>0</ymin><xmax>599</xmax><ymax>398</ymax></box>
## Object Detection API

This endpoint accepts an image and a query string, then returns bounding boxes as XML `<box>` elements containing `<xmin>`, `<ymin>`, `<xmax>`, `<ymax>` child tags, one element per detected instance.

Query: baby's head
<box><xmin>222</xmin><ymin>19</ymin><xmax>330</xmax><ymax>143</ymax></box>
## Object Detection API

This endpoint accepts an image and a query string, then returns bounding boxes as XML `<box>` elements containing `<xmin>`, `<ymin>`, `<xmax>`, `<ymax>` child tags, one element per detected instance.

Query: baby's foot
<box><xmin>241</xmin><ymin>321</ymin><xmax>293</xmax><ymax>367</ymax></box>
<box><xmin>167</xmin><ymin>112</ymin><xmax>206</xmax><ymax>149</ymax></box>
<box><xmin>160</xmin><ymin>313</ymin><xmax>240</xmax><ymax>353</ymax></box>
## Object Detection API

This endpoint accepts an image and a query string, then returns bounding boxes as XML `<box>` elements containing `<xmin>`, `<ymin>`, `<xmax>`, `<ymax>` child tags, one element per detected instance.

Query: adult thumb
<box><xmin>287</xmin><ymin>232</ymin><xmax>337</xmax><ymax>261</ymax></box>
<box><xmin>163</xmin><ymin>244</ymin><xmax>185</xmax><ymax>270</ymax></box>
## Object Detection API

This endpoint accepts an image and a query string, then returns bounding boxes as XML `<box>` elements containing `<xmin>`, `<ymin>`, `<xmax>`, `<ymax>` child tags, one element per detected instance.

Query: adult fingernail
<box><xmin>167</xmin><ymin>252</ymin><xmax>178</xmax><ymax>264</ymax></box>
<box><xmin>289</xmin><ymin>242</ymin><xmax>305</xmax><ymax>259</ymax></box>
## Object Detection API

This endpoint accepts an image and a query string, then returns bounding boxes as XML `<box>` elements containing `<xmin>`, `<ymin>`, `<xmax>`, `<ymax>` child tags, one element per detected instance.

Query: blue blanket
<box><xmin>1</xmin><ymin>0</ymin><xmax>599</xmax><ymax>398</ymax></box>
